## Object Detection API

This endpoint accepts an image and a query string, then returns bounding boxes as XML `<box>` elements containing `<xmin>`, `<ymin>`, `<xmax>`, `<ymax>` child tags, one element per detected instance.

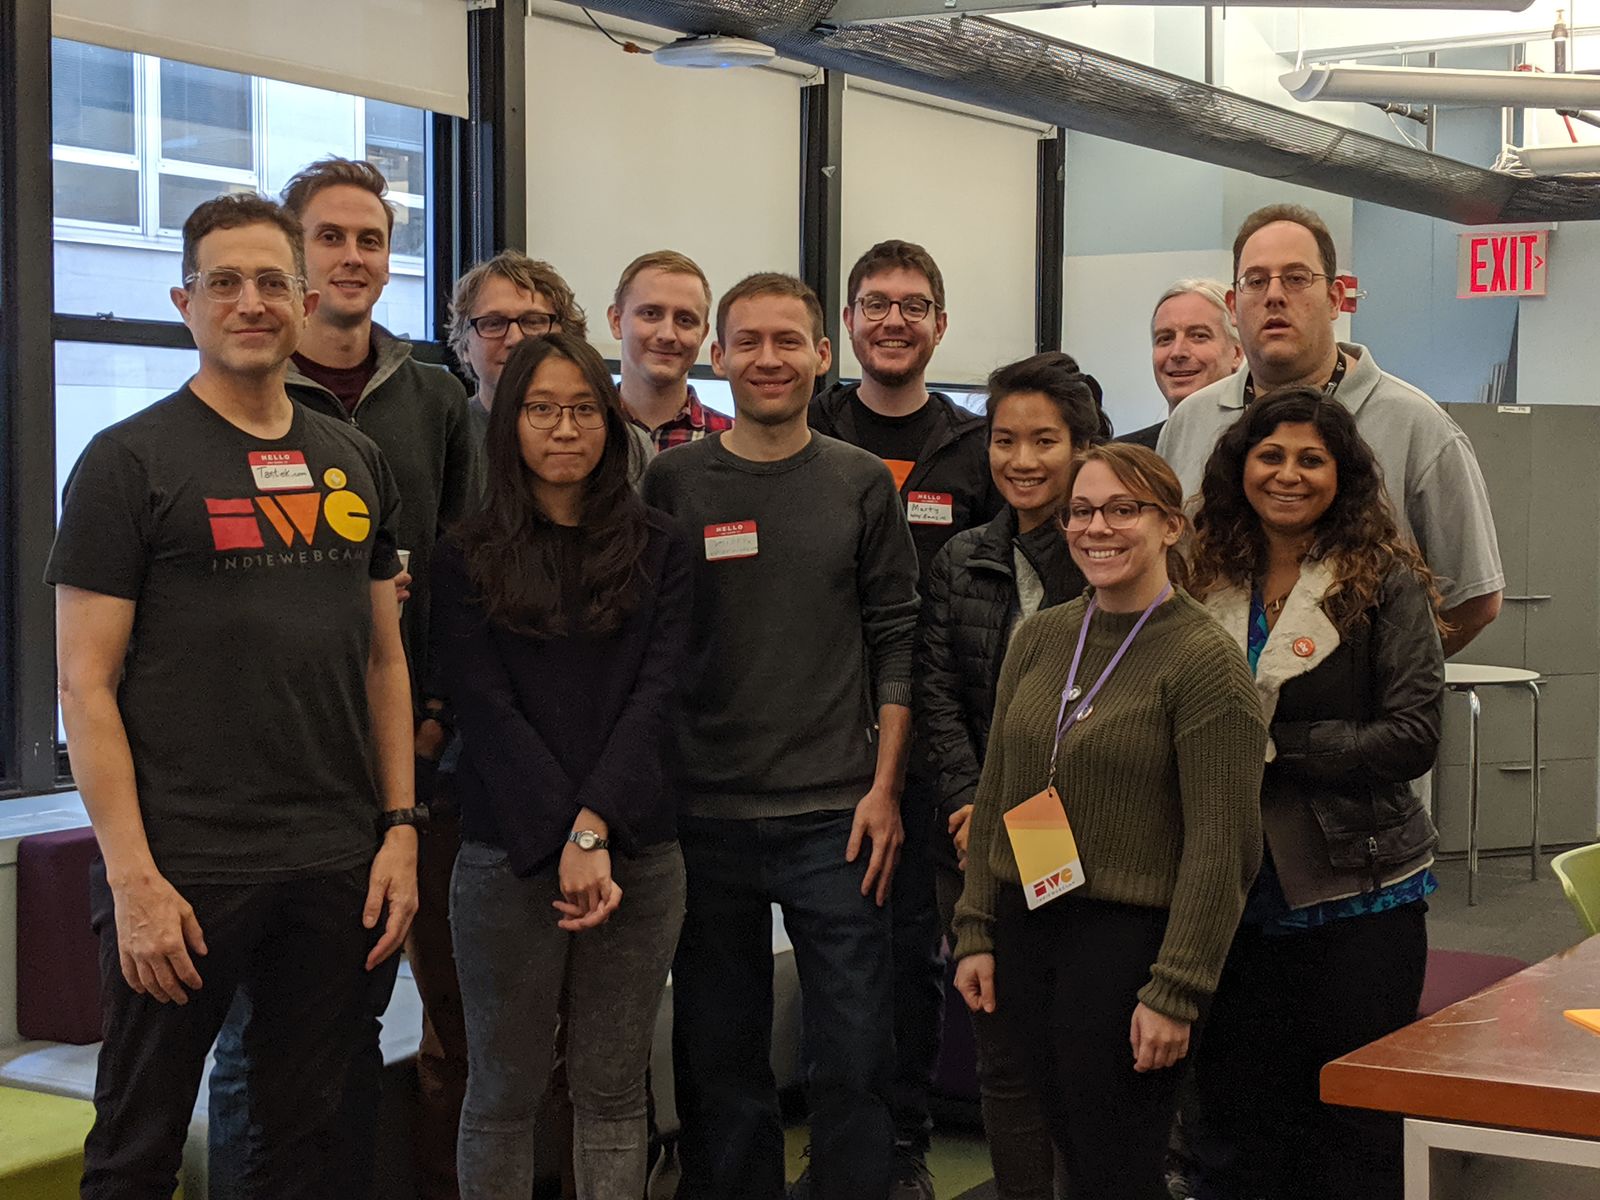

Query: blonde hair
<box><xmin>448</xmin><ymin>253</ymin><xmax>587</xmax><ymax>378</ymax></box>
<box><xmin>613</xmin><ymin>250</ymin><xmax>712</xmax><ymax>315</ymax></box>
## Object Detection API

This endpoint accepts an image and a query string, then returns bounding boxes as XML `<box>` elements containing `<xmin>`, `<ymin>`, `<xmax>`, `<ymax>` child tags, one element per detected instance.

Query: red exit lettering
<box><xmin>1467</xmin><ymin>232</ymin><xmax>1547</xmax><ymax>297</ymax></box>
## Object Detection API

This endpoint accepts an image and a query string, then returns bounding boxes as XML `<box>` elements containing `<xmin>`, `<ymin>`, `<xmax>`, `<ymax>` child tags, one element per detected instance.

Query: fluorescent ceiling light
<box><xmin>1515</xmin><ymin>143</ymin><xmax>1600</xmax><ymax>174</ymax></box>
<box><xmin>1282</xmin><ymin>64</ymin><xmax>1600</xmax><ymax>108</ymax></box>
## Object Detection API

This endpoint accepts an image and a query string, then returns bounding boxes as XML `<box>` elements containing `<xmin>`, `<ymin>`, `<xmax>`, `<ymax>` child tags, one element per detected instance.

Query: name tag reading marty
<box><xmin>248</xmin><ymin>451</ymin><xmax>314</xmax><ymax>492</ymax></box>
<box><xmin>906</xmin><ymin>491</ymin><xmax>954</xmax><ymax>526</ymax></box>
<box><xmin>704</xmin><ymin>521</ymin><xmax>759</xmax><ymax>562</ymax></box>
<box><xmin>1003</xmin><ymin>786</ymin><xmax>1085</xmax><ymax>910</ymax></box>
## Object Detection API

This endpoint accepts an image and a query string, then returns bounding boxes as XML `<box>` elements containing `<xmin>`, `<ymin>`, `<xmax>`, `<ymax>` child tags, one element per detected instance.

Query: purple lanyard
<box><xmin>1046</xmin><ymin>585</ymin><xmax>1172</xmax><ymax>787</ymax></box>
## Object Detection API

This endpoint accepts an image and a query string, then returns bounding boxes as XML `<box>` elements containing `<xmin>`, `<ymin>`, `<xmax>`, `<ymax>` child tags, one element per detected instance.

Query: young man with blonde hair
<box><xmin>608</xmin><ymin>249</ymin><xmax>731</xmax><ymax>450</ymax></box>
<box><xmin>644</xmin><ymin>273</ymin><xmax>919</xmax><ymax>1200</ymax></box>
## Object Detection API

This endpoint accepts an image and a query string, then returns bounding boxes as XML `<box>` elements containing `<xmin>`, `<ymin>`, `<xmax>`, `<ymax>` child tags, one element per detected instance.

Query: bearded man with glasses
<box><xmin>51</xmin><ymin>193</ymin><xmax>416</xmax><ymax>1199</ymax></box>
<box><xmin>1158</xmin><ymin>203</ymin><xmax>1503</xmax><ymax>656</ymax></box>
<box><xmin>805</xmin><ymin>239</ymin><xmax>1001</xmax><ymax>1200</ymax></box>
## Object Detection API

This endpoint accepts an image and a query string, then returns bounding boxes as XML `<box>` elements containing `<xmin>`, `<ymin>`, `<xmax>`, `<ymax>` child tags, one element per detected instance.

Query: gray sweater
<box><xmin>641</xmin><ymin>431</ymin><xmax>920</xmax><ymax>819</ymax></box>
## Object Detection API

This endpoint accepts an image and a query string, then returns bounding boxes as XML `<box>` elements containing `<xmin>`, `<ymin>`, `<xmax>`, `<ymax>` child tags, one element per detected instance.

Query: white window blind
<box><xmin>53</xmin><ymin>0</ymin><xmax>468</xmax><ymax>117</ymax></box>
<box><xmin>525</xmin><ymin>14</ymin><xmax>802</xmax><ymax>362</ymax></box>
<box><xmin>840</xmin><ymin>87</ymin><xmax>1040</xmax><ymax>386</ymax></box>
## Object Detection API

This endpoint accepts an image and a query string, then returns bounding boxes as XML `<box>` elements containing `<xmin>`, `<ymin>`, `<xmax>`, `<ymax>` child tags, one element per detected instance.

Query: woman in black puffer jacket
<box><xmin>915</xmin><ymin>351</ymin><xmax>1103</xmax><ymax>1200</ymax></box>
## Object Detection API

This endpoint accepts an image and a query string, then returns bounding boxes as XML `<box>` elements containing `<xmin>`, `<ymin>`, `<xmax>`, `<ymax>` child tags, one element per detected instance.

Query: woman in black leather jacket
<box><xmin>914</xmin><ymin>351</ymin><xmax>1100</xmax><ymax>1200</ymax></box>
<box><xmin>1186</xmin><ymin>389</ymin><xmax>1445</xmax><ymax>1200</ymax></box>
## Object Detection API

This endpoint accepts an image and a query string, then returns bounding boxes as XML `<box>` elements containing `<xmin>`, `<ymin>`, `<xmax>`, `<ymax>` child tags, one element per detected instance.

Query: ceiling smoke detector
<box><xmin>653</xmin><ymin>35</ymin><xmax>775</xmax><ymax>68</ymax></box>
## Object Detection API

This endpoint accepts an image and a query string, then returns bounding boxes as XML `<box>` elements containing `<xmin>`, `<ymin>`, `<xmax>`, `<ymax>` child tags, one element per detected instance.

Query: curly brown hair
<box><xmin>1188</xmin><ymin>388</ymin><xmax>1446</xmax><ymax>635</ymax></box>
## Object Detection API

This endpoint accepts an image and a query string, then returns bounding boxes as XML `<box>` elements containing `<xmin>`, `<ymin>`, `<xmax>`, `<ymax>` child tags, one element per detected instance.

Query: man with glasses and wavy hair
<box><xmin>807</xmin><ymin>239</ymin><xmax>1000</xmax><ymax>1200</ymax></box>
<box><xmin>50</xmin><ymin>193</ymin><xmax>418</xmax><ymax>1199</ymax></box>
<box><xmin>1158</xmin><ymin>203</ymin><xmax>1503</xmax><ymax>655</ymax></box>
<box><xmin>448</xmin><ymin>251</ymin><xmax>652</xmax><ymax>479</ymax></box>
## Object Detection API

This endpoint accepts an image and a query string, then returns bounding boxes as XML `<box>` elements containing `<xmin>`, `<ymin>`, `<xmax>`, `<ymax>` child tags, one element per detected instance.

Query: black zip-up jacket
<box><xmin>287</xmin><ymin>324</ymin><xmax>480</xmax><ymax>709</ymax></box>
<box><xmin>915</xmin><ymin>507</ymin><xmax>1085</xmax><ymax>859</ymax></box>
<box><xmin>809</xmin><ymin>383</ymin><xmax>1002</xmax><ymax>582</ymax></box>
<box><xmin>1205</xmin><ymin>564</ymin><xmax>1442</xmax><ymax>906</ymax></box>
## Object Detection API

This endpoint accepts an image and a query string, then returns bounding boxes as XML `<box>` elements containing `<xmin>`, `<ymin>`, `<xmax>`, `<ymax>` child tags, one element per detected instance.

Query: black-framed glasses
<box><xmin>522</xmin><ymin>401</ymin><xmax>606</xmax><ymax>430</ymax></box>
<box><xmin>470</xmin><ymin>312</ymin><xmax>560</xmax><ymax>339</ymax></box>
<box><xmin>184</xmin><ymin>269</ymin><xmax>304</xmax><ymax>304</ymax></box>
<box><xmin>1060</xmin><ymin>500</ymin><xmax>1166</xmax><ymax>531</ymax></box>
<box><xmin>1234</xmin><ymin>268</ymin><xmax>1329</xmax><ymax>296</ymax></box>
<box><xmin>855</xmin><ymin>293</ymin><xmax>937</xmax><ymax>322</ymax></box>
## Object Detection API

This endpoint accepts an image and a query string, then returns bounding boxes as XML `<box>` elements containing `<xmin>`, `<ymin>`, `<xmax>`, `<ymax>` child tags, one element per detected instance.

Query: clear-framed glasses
<box><xmin>470</xmin><ymin>312</ymin><xmax>559</xmax><ymax>340</ymax></box>
<box><xmin>1060</xmin><ymin>499</ymin><xmax>1166</xmax><ymax>531</ymax></box>
<box><xmin>855</xmin><ymin>293</ymin><xmax>937</xmax><ymax>322</ymax></box>
<box><xmin>522</xmin><ymin>401</ymin><xmax>606</xmax><ymax>430</ymax></box>
<box><xmin>1233</xmin><ymin>268</ymin><xmax>1329</xmax><ymax>296</ymax></box>
<box><xmin>184</xmin><ymin>269</ymin><xmax>304</xmax><ymax>304</ymax></box>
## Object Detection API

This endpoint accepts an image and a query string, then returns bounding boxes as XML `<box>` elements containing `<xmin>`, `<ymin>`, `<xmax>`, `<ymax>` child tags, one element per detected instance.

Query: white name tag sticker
<box><xmin>704</xmin><ymin>520</ymin><xmax>759</xmax><ymax>561</ymax></box>
<box><xmin>248</xmin><ymin>450</ymin><xmax>314</xmax><ymax>492</ymax></box>
<box><xmin>906</xmin><ymin>491</ymin><xmax>954</xmax><ymax>526</ymax></box>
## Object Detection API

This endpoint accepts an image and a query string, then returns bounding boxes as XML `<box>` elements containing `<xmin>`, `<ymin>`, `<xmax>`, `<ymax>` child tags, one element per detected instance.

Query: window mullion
<box><xmin>140</xmin><ymin>55</ymin><xmax>161</xmax><ymax>239</ymax></box>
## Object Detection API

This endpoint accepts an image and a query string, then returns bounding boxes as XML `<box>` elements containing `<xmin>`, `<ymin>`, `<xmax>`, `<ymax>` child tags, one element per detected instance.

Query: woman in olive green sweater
<box><xmin>953</xmin><ymin>443</ymin><xmax>1265</xmax><ymax>1200</ymax></box>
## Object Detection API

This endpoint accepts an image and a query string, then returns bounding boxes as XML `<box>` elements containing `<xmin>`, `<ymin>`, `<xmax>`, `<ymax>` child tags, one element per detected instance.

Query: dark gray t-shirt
<box><xmin>46</xmin><ymin>386</ymin><xmax>403</xmax><ymax>884</ymax></box>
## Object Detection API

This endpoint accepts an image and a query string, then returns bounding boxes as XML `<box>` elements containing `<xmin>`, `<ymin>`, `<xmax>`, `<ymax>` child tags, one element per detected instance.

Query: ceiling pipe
<box><xmin>1283</xmin><ymin>63</ymin><xmax>1600</xmax><ymax>107</ymax></box>
<box><xmin>565</xmin><ymin>0</ymin><xmax>1600</xmax><ymax>222</ymax></box>
<box><xmin>824</xmin><ymin>0</ymin><xmax>1530</xmax><ymax>27</ymax></box>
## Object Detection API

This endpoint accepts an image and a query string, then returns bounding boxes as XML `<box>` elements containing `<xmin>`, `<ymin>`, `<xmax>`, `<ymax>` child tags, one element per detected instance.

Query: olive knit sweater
<box><xmin>953</xmin><ymin>589</ymin><xmax>1267</xmax><ymax>1022</ymax></box>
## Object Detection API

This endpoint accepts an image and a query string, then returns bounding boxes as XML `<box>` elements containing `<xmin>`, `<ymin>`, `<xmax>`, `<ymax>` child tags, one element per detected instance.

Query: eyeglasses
<box><xmin>855</xmin><ymin>294</ymin><xmax>937</xmax><ymax>322</ymax></box>
<box><xmin>1234</xmin><ymin>268</ymin><xmax>1329</xmax><ymax>296</ymax></box>
<box><xmin>184</xmin><ymin>269</ymin><xmax>304</xmax><ymax>304</ymax></box>
<box><xmin>1060</xmin><ymin>500</ymin><xmax>1166</xmax><ymax>531</ymax></box>
<box><xmin>470</xmin><ymin>312</ymin><xmax>560</xmax><ymax>339</ymax></box>
<box><xmin>522</xmin><ymin>401</ymin><xmax>606</xmax><ymax>430</ymax></box>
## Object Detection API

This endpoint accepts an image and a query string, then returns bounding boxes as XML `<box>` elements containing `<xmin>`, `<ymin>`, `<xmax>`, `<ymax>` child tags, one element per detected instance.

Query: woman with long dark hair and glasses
<box><xmin>1186</xmin><ymin>388</ymin><xmax>1445</xmax><ymax>1200</ymax></box>
<box><xmin>430</xmin><ymin>331</ymin><xmax>692</xmax><ymax>1199</ymax></box>
<box><xmin>951</xmin><ymin>443</ymin><xmax>1265</xmax><ymax>1200</ymax></box>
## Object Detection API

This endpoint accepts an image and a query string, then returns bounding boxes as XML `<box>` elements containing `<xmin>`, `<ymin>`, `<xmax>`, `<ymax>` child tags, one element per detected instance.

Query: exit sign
<box><xmin>1458</xmin><ymin>229</ymin><xmax>1550</xmax><ymax>298</ymax></box>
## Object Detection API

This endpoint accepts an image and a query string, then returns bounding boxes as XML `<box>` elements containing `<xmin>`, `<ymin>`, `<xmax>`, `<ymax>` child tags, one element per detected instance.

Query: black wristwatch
<box><xmin>378</xmin><ymin>805</ymin><xmax>429</xmax><ymax>834</ymax></box>
<box><xmin>567</xmin><ymin>828</ymin><xmax>609</xmax><ymax>851</ymax></box>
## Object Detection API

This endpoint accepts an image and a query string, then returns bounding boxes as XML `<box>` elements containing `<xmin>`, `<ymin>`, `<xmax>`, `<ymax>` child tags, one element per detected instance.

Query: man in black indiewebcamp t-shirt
<box><xmin>49</xmin><ymin>193</ymin><xmax>419</xmax><ymax>1200</ymax></box>
<box><xmin>808</xmin><ymin>239</ymin><xmax>1000</xmax><ymax>1200</ymax></box>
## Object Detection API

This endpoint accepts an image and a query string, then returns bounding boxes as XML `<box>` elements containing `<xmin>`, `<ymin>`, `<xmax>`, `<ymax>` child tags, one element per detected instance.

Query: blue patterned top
<box><xmin>1244</xmin><ymin>588</ymin><xmax>1435</xmax><ymax>935</ymax></box>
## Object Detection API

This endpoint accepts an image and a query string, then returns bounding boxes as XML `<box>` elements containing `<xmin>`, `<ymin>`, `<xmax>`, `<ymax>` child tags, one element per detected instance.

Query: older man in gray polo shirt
<box><xmin>1159</xmin><ymin>203</ymin><xmax>1503</xmax><ymax>655</ymax></box>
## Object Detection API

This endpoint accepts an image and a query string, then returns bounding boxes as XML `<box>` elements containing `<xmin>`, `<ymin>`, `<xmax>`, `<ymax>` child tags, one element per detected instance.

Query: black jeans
<box><xmin>993</xmin><ymin>890</ymin><xmax>1182</xmax><ymax>1200</ymax></box>
<box><xmin>81</xmin><ymin>859</ymin><xmax>376</xmax><ymax>1200</ymax></box>
<box><xmin>672</xmin><ymin>810</ymin><xmax>895</xmax><ymax>1200</ymax></box>
<box><xmin>1189</xmin><ymin>903</ymin><xmax>1428</xmax><ymax>1200</ymax></box>
<box><xmin>889</xmin><ymin>778</ymin><xmax>945</xmax><ymax>1156</ymax></box>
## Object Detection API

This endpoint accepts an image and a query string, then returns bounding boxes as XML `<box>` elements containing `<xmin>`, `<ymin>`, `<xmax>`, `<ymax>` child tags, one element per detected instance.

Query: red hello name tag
<box><xmin>247</xmin><ymin>450</ymin><xmax>313</xmax><ymax>492</ymax></box>
<box><xmin>704</xmin><ymin>521</ymin><xmax>759</xmax><ymax>561</ymax></box>
<box><xmin>906</xmin><ymin>491</ymin><xmax>954</xmax><ymax>526</ymax></box>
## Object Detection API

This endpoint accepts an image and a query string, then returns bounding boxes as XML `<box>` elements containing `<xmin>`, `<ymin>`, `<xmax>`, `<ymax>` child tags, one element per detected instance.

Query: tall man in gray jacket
<box><xmin>643</xmin><ymin>273</ymin><xmax>921</xmax><ymax>1200</ymax></box>
<box><xmin>208</xmin><ymin>157</ymin><xmax>479</xmax><ymax>1200</ymax></box>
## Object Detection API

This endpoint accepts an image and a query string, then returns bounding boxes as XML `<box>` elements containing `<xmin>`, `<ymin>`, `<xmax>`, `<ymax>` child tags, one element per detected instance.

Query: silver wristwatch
<box><xmin>567</xmin><ymin>829</ymin><xmax>609</xmax><ymax>851</ymax></box>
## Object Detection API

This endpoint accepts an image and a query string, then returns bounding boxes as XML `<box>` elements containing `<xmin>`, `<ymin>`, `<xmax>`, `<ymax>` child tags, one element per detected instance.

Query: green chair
<box><xmin>1551</xmin><ymin>843</ymin><xmax>1600</xmax><ymax>937</ymax></box>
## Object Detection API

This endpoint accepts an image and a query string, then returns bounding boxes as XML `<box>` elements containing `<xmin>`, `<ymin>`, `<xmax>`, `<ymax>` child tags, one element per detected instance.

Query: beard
<box><xmin>859</xmin><ymin>342</ymin><xmax>935</xmax><ymax>391</ymax></box>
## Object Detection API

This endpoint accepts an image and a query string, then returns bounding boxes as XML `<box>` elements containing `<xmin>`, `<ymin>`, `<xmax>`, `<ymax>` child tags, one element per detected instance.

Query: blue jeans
<box><xmin>672</xmin><ymin>810</ymin><xmax>895</xmax><ymax>1200</ymax></box>
<box><xmin>208</xmin><ymin>912</ymin><xmax>401</xmax><ymax>1200</ymax></box>
<box><xmin>889</xmin><ymin>780</ymin><xmax>944</xmax><ymax>1155</ymax></box>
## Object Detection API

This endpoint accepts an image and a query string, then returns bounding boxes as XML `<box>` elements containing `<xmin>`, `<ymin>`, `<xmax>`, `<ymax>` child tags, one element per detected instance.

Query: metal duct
<box><xmin>566</xmin><ymin>0</ymin><xmax>1600</xmax><ymax>223</ymax></box>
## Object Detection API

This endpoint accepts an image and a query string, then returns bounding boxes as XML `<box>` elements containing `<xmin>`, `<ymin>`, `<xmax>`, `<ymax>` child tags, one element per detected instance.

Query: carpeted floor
<box><xmin>774</xmin><ymin>847</ymin><xmax>1591</xmax><ymax>1199</ymax></box>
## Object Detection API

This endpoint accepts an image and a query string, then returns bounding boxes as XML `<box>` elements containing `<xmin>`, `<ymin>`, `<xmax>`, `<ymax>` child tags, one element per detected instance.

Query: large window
<box><xmin>51</xmin><ymin>39</ymin><xmax>432</xmax><ymax>334</ymax></box>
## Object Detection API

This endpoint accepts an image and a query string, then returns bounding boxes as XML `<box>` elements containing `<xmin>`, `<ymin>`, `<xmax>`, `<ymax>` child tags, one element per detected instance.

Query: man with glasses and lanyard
<box><xmin>52</xmin><ymin>193</ymin><xmax>417</xmax><ymax>1199</ymax></box>
<box><xmin>808</xmin><ymin>240</ymin><xmax>1000</xmax><ymax>1200</ymax></box>
<box><xmin>1158</xmin><ymin>204</ymin><xmax>1503</xmax><ymax>655</ymax></box>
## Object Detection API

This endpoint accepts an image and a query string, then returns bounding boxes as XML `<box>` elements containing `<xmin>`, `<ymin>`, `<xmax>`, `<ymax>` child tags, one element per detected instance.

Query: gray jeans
<box><xmin>451</xmin><ymin>839</ymin><xmax>685</xmax><ymax>1199</ymax></box>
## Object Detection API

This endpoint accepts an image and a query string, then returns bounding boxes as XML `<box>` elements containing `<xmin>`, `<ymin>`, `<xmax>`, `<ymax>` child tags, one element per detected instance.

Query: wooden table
<box><xmin>1322</xmin><ymin>935</ymin><xmax>1600</xmax><ymax>1198</ymax></box>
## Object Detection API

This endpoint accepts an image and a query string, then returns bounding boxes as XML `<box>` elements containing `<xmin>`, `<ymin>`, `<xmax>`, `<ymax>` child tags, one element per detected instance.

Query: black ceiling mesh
<box><xmin>576</xmin><ymin>0</ymin><xmax>1600</xmax><ymax>222</ymax></box>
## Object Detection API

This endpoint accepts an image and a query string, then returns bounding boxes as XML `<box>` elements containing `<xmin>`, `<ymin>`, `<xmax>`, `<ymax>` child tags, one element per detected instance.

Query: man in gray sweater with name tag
<box><xmin>642</xmin><ymin>273</ymin><xmax>920</xmax><ymax>1200</ymax></box>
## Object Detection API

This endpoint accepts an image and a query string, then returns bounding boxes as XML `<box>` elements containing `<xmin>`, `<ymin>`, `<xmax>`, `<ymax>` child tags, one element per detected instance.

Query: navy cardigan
<box><xmin>430</xmin><ymin>511</ymin><xmax>693</xmax><ymax>876</ymax></box>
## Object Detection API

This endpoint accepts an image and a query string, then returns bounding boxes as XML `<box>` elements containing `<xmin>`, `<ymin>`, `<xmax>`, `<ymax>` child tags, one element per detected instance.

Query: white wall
<box><xmin>525</xmin><ymin>14</ymin><xmax>803</xmax><ymax>363</ymax></box>
<box><xmin>839</xmin><ymin>87</ymin><xmax>1041</xmax><ymax>386</ymax></box>
<box><xmin>1517</xmin><ymin>222</ymin><xmax>1600</xmax><ymax>407</ymax></box>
